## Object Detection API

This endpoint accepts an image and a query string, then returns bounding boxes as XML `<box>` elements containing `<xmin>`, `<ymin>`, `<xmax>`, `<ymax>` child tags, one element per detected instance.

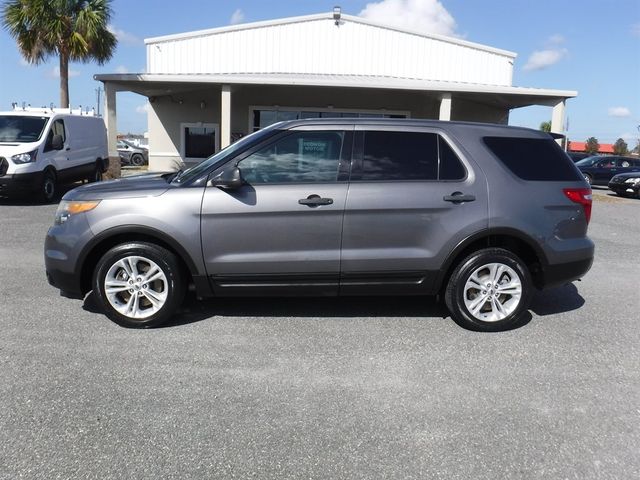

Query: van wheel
<box><xmin>40</xmin><ymin>170</ymin><xmax>57</xmax><ymax>203</ymax></box>
<box><xmin>130</xmin><ymin>153</ymin><xmax>145</xmax><ymax>167</ymax></box>
<box><xmin>445</xmin><ymin>248</ymin><xmax>533</xmax><ymax>332</ymax></box>
<box><xmin>93</xmin><ymin>242</ymin><xmax>185</xmax><ymax>328</ymax></box>
<box><xmin>88</xmin><ymin>162</ymin><xmax>103</xmax><ymax>183</ymax></box>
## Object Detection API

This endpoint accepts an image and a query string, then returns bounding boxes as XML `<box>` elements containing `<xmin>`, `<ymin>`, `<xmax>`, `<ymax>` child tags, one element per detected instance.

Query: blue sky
<box><xmin>0</xmin><ymin>0</ymin><xmax>638</xmax><ymax>146</ymax></box>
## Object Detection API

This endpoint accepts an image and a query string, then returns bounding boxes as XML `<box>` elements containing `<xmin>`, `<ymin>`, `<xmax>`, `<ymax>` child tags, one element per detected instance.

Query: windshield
<box><xmin>575</xmin><ymin>156</ymin><xmax>601</xmax><ymax>167</ymax></box>
<box><xmin>174</xmin><ymin>127</ymin><xmax>278</xmax><ymax>184</ymax></box>
<box><xmin>0</xmin><ymin>115</ymin><xmax>48</xmax><ymax>143</ymax></box>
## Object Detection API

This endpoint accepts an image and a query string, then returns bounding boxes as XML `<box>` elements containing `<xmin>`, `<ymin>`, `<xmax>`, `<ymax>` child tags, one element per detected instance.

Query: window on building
<box><xmin>238</xmin><ymin>131</ymin><xmax>344</xmax><ymax>184</ymax></box>
<box><xmin>357</xmin><ymin>131</ymin><xmax>465</xmax><ymax>181</ymax></box>
<box><xmin>181</xmin><ymin>124</ymin><xmax>218</xmax><ymax>160</ymax></box>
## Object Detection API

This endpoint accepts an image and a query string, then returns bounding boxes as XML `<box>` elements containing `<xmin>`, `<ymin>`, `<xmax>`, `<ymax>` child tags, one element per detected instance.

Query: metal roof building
<box><xmin>95</xmin><ymin>10</ymin><xmax>576</xmax><ymax>171</ymax></box>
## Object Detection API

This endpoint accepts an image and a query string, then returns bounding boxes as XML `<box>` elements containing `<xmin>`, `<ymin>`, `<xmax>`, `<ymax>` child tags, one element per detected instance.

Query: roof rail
<box><xmin>11</xmin><ymin>103</ymin><xmax>98</xmax><ymax>116</ymax></box>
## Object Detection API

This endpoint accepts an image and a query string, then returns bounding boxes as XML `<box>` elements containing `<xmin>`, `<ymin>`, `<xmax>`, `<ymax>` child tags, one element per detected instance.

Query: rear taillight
<box><xmin>563</xmin><ymin>188</ymin><xmax>592</xmax><ymax>224</ymax></box>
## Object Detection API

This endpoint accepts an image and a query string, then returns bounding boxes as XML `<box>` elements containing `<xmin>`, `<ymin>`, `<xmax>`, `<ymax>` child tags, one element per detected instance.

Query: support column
<box><xmin>103</xmin><ymin>82</ymin><xmax>120</xmax><ymax>178</ymax></box>
<box><xmin>220</xmin><ymin>85</ymin><xmax>231</xmax><ymax>149</ymax></box>
<box><xmin>551</xmin><ymin>99</ymin><xmax>566</xmax><ymax>146</ymax></box>
<box><xmin>439</xmin><ymin>93</ymin><xmax>452</xmax><ymax>121</ymax></box>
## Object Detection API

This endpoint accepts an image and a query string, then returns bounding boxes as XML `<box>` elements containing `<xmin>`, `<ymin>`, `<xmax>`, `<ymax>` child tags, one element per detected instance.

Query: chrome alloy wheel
<box><xmin>463</xmin><ymin>262</ymin><xmax>522</xmax><ymax>322</ymax></box>
<box><xmin>104</xmin><ymin>256</ymin><xmax>168</xmax><ymax>319</ymax></box>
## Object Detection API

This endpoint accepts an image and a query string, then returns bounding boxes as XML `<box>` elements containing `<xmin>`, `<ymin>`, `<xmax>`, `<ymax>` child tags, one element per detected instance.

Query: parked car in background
<box><xmin>567</xmin><ymin>152</ymin><xmax>592</xmax><ymax>163</ymax></box>
<box><xmin>575</xmin><ymin>155</ymin><xmax>640</xmax><ymax>185</ymax></box>
<box><xmin>117</xmin><ymin>140</ymin><xmax>148</xmax><ymax>166</ymax></box>
<box><xmin>608</xmin><ymin>172</ymin><xmax>640</xmax><ymax>198</ymax></box>
<box><xmin>0</xmin><ymin>106</ymin><xmax>107</xmax><ymax>202</ymax></box>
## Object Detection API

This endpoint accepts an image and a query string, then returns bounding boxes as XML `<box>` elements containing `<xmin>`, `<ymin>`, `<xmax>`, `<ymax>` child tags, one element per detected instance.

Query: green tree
<box><xmin>613</xmin><ymin>138</ymin><xmax>629</xmax><ymax>155</ymax></box>
<box><xmin>539</xmin><ymin>121</ymin><xmax>551</xmax><ymax>133</ymax></box>
<box><xmin>585</xmin><ymin>137</ymin><xmax>600</xmax><ymax>154</ymax></box>
<box><xmin>2</xmin><ymin>0</ymin><xmax>116</xmax><ymax>108</ymax></box>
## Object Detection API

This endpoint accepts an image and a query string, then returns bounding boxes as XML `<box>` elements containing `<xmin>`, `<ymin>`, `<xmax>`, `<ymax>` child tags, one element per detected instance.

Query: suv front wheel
<box><xmin>93</xmin><ymin>242</ymin><xmax>185</xmax><ymax>328</ymax></box>
<box><xmin>445</xmin><ymin>248</ymin><xmax>533</xmax><ymax>331</ymax></box>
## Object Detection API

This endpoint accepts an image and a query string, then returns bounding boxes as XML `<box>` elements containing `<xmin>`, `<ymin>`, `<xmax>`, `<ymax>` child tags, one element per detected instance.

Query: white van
<box><xmin>0</xmin><ymin>107</ymin><xmax>108</xmax><ymax>202</ymax></box>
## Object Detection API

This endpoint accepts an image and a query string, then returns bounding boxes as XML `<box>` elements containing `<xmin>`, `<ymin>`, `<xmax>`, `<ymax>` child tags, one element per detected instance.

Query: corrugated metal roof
<box><xmin>145</xmin><ymin>12</ymin><xmax>517</xmax><ymax>59</ymax></box>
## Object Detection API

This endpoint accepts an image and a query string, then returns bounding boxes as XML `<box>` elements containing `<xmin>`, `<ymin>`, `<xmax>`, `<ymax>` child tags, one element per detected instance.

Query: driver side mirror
<box><xmin>209</xmin><ymin>166</ymin><xmax>243</xmax><ymax>190</ymax></box>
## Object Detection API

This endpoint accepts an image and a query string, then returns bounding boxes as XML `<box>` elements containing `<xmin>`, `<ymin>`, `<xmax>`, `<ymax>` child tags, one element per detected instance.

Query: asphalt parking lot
<box><xmin>0</xmin><ymin>186</ymin><xmax>638</xmax><ymax>479</ymax></box>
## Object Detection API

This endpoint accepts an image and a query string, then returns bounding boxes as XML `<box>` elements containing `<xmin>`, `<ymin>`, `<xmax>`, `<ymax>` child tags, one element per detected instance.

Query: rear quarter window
<box><xmin>483</xmin><ymin>136</ymin><xmax>583</xmax><ymax>181</ymax></box>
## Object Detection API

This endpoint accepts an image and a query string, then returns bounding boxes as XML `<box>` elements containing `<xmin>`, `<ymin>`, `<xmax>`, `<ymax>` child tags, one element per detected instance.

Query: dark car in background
<box><xmin>575</xmin><ymin>155</ymin><xmax>640</xmax><ymax>185</ymax></box>
<box><xmin>567</xmin><ymin>152</ymin><xmax>591</xmax><ymax>163</ymax></box>
<box><xmin>117</xmin><ymin>140</ymin><xmax>148</xmax><ymax>167</ymax></box>
<box><xmin>608</xmin><ymin>172</ymin><xmax>640</xmax><ymax>198</ymax></box>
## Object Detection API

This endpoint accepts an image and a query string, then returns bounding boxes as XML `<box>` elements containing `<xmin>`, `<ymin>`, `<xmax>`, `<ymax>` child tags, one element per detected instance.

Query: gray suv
<box><xmin>45</xmin><ymin>119</ymin><xmax>594</xmax><ymax>331</ymax></box>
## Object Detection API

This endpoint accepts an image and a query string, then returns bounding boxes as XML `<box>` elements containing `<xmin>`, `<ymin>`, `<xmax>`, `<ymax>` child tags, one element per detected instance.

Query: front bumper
<box><xmin>0</xmin><ymin>171</ymin><xmax>44</xmax><ymax>196</ymax></box>
<box><xmin>608</xmin><ymin>181</ymin><xmax>639</xmax><ymax>197</ymax></box>
<box><xmin>44</xmin><ymin>214</ymin><xmax>94</xmax><ymax>299</ymax></box>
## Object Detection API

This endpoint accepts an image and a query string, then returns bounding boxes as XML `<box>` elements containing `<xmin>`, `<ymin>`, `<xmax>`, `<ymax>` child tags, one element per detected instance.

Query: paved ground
<box><xmin>0</xmin><ymin>186</ymin><xmax>638</xmax><ymax>479</ymax></box>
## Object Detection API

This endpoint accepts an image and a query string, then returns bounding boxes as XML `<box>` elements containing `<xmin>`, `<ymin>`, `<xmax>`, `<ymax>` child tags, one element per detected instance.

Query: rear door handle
<box><xmin>443</xmin><ymin>192</ymin><xmax>476</xmax><ymax>203</ymax></box>
<box><xmin>299</xmin><ymin>194</ymin><xmax>333</xmax><ymax>207</ymax></box>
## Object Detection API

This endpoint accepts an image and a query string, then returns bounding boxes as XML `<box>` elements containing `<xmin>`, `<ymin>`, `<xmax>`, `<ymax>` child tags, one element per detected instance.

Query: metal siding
<box><xmin>147</xmin><ymin>18</ymin><xmax>513</xmax><ymax>86</ymax></box>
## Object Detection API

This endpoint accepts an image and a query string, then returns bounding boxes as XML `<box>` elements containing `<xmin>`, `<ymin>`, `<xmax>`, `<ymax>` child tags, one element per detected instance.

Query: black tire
<box><xmin>88</xmin><ymin>162</ymin><xmax>103</xmax><ymax>183</ymax></box>
<box><xmin>130</xmin><ymin>153</ymin><xmax>144</xmax><ymax>167</ymax></box>
<box><xmin>444</xmin><ymin>248</ymin><xmax>533</xmax><ymax>332</ymax></box>
<box><xmin>93</xmin><ymin>242</ymin><xmax>185</xmax><ymax>328</ymax></box>
<box><xmin>40</xmin><ymin>169</ymin><xmax>57</xmax><ymax>203</ymax></box>
<box><xmin>583</xmin><ymin>173</ymin><xmax>593</xmax><ymax>185</ymax></box>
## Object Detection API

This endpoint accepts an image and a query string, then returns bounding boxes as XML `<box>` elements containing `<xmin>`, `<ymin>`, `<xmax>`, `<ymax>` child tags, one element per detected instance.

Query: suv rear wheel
<box><xmin>445</xmin><ymin>248</ymin><xmax>533</xmax><ymax>331</ymax></box>
<box><xmin>93</xmin><ymin>242</ymin><xmax>185</xmax><ymax>328</ymax></box>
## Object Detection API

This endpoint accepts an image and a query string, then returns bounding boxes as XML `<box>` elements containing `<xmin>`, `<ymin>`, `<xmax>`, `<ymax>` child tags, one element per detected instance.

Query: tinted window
<box><xmin>439</xmin><ymin>136</ymin><xmax>466</xmax><ymax>180</ymax></box>
<box><xmin>359</xmin><ymin>131</ymin><xmax>465</xmax><ymax>181</ymax></box>
<box><xmin>239</xmin><ymin>131</ymin><xmax>344</xmax><ymax>184</ymax></box>
<box><xmin>483</xmin><ymin>137</ymin><xmax>583</xmax><ymax>181</ymax></box>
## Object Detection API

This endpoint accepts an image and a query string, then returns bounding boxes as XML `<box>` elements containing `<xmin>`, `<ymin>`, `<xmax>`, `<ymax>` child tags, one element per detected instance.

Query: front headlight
<box><xmin>12</xmin><ymin>149</ymin><xmax>38</xmax><ymax>164</ymax></box>
<box><xmin>624</xmin><ymin>177</ymin><xmax>640</xmax><ymax>185</ymax></box>
<box><xmin>54</xmin><ymin>200</ymin><xmax>101</xmax><ymax>225</ymax></box>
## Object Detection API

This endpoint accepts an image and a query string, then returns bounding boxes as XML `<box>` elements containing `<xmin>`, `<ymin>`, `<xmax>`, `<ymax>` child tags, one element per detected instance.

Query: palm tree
<box><xmin>2</xmin><ymin>0</ymin><xmax>117</xmax><ymax>108</ymax></box>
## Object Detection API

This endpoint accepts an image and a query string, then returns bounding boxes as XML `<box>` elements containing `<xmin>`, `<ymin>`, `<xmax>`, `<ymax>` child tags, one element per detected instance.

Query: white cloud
<box><xmin>523</xmin><ymin>49</ymin><xmax>568</xmax><ymax>71</ymax></box>
<box><xmin>115</xmin><ymin>65</ymin><xmax>129</xmax><ymax>74</ymax></box>
<box><xmin>523</xmin><ymin>34</ymin><xmax>569</xmax><ymax>72</ymax></box>
<box><xmin>108</xmin><ymin>24</ymin><xmax>142</xmax><ymax>45</ymax></box>
<box><xmin>608</xmin><ymin>106</ymin><xmax>631</xmax><ymax>117</ymax></box>
<box><xmin>230</xmin><ymin>8</ymin><xmax>245</xmax><ymax>25</ymax></box>
<box><xmin>359</xmin><ymin>0</ymin><xmax>458</xmax><ymax>37</ymax></box>
<box><xmin>136</xmin><ymin>103</ymin><xmax>151</xmax><ymax>114</ymax></box>
<box><xmin>547</xmin><ymin>34</ymin><xmax>565</xmax><ymax>45</ymax></box>
<box><xmin>48</xmin><ymin>66</ymin><xmax>80</xmax><ymax>78</ymax></box>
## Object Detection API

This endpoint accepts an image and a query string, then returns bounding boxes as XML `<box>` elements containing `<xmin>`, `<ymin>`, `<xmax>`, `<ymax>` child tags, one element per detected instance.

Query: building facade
<box><xmin>96</xmin><ymin>10</ymin><xmax>576</xmax><ymax>171</ymax></box>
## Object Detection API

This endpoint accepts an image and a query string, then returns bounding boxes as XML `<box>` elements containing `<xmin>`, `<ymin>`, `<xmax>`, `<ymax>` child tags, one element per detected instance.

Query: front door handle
<box><xmin>299</xmin><ymin>194</ymin><xmax>333</xmax><ymax>207</ymax></box>
<box><xmin>443</xmin><ymin>192</ymin><xmax>476</xmax><ymax>203</ymax></box>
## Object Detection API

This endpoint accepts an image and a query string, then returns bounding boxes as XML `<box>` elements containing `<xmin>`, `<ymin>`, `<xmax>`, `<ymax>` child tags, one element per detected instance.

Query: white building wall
<box><xmin>147</xmin><ymin>16</ymin><xmax>514</xmax><ymax>87</ymax></box>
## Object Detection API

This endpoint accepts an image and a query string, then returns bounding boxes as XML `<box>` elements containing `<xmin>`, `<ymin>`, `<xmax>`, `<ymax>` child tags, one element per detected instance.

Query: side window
<box><xmin>45</xmin><ymin>119</ymin><xmax>66</xmax><ymax>151</ymax></box>
<box><xmin>238</xmin><ymin>131</ymin><xmax>344</xmax><ymax>184</ymax></box>
<box><xmin>483</xmin><ymin>136</ymin><xmax>584</xmax><ymax>181</ymax></box>
<box><xmin>438</xmin><ymin>136</ymin><xmax>466</xmax><ymax>180</ymax></box>
<box><xmin>358</xmin><ymin>131</ymin><xmax>465</xmax><ymax>181</ymax></box>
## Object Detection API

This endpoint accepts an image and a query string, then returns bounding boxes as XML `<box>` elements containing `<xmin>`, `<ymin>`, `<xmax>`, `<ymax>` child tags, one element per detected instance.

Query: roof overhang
<box><xmin>94</xmin><ymin>73</ymin><xmax>577</xmax><ymax>109</ymax></box>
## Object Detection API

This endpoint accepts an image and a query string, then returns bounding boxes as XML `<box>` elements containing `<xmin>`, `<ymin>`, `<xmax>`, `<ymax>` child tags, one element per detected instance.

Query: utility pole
<box><xmin>95</xmin><ymin>87</ymin><xmax>102</xmax><ymax>116</ymax></box>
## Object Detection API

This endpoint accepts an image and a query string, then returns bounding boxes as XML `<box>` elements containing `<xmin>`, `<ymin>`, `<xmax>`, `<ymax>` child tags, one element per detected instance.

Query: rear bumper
<box><xmin>539</xmin><ymin>256</ymin><xmax>593</xmax><ymax>289</ymax></box>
